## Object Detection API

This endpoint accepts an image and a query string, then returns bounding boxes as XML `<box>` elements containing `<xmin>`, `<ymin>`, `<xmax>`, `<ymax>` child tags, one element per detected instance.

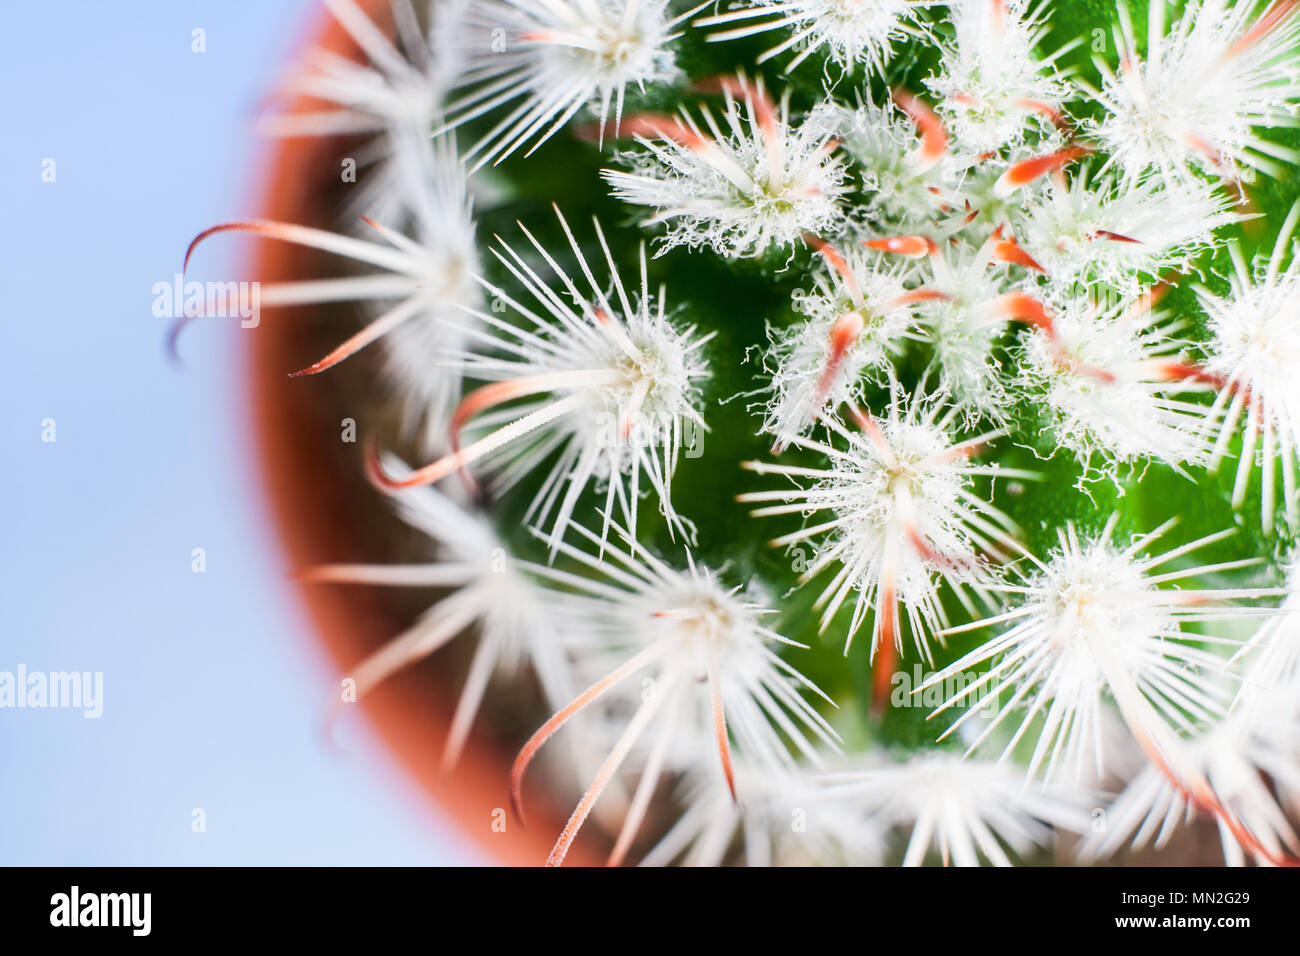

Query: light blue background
<box><xmin>0</xmin><ymin>1</ymin><xmax>483</xmax><ymax>865</ymax></box>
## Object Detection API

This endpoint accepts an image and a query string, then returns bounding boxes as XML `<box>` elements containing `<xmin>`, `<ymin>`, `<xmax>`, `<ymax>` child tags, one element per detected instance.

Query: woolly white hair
<box><xmin>602</xmin><ymin>76</ymin><xmax>850</xmax><ymax>257</ymax></box>
<box><xmin>829</xmin><ymin>95</ymin><xmax>953</xmax><ymax>225</ymax></box>
<box><xmin>760</xmin><ymin>246</ymin><xmax>920</xmax><ymax>449</ymax></box>
<box><xmin>211</xmin><ymin>0</ymin><xmax>1300</xmax><ymax>869</ymax></box>
<box><xmin>925</xmin><ymin>0</ymin><xmax>1078</xmax><ymax>155</ymax></box>
<box><xmin>907</xmin><ymin>235</ymin><xmax>1026</xmax><ymax>425</ymax></box>
<box><xmin>1017</xmin><ymin>293</ymin><xmax>1216</xmax><ymax>474</ymax></box>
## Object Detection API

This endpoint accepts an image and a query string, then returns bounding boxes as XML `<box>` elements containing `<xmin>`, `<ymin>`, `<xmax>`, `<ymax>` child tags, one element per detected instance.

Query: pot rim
<box><xmin>244</xmin><ymin>0</ymin><xmax>593</xmax><ymax>867</ymax></box>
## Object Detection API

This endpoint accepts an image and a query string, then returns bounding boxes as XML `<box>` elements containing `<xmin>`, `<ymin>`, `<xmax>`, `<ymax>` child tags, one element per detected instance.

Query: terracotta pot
<box><xmin>244</xmin><ymin>0</ymin><xmax>592</xmax><ymax>867</ymax></box>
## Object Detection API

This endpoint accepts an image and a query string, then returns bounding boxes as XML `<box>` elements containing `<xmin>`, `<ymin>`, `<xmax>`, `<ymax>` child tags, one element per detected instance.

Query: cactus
<box><xmin>186</xmin><ymin>0</ymin><xmax>1300</xmax><ymax>865</ymax></box>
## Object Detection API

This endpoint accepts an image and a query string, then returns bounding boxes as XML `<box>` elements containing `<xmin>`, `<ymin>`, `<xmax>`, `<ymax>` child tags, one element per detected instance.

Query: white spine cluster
<box><xmin>832</xmin><ymin>96</ymin><xmax>953</xmax><ymax>224</ymax></box>
<box><xmin>740</xmin><ymin>389</ymin><xmax>1024</xmax><ymax>664</ymax></box>
<box><xmin>908</xmin><ymin>236</ymin><xmax>1025</xmax><ymax>423</ymax></box>
<box><xmin>822</xmin><ymin>753</ymin><xmax>1092</xmax><ymax>866</ymax></box>
<box><xmin>925</xmin><ymin>516</ymin><xmax>1280</xmax><ymax>785</ymax></box>
<box><xmin>303</xmin><ymin>459</ymin><xmax>577</xmax><ymax>769</ymax></box>
<box><xmin>925</xmin><ymin>0</ymin><xmax>1077</xmax><ymax>155</ymax></box>
<box><xmin>1081</xmin><ymin>0</ymin><xmax>1300</xmax><ymax>186</ymax></box>
<box><xmin>514</xmin><ymin>523</ymin><xmax>839</xmax><ymax>865</ymax></box>
<box><xmin>261</xmin><ymin>0</ymin><xmax>468</xmax><ymax>221</ymax></box>
<box><xmin>642</xmin><ymin>760</ymin><xmax>886</xmax><ymax>866</ymax></box>
<box><xmin>697</xmin><ymin>0</ymin><xmax>938</xmax><ymax>73</ymax></box>
<box><xmin>1015</xmin><ymin>167</ymin><xmax>1240</xmax><ymax>298</ymax></box>
<box><xmin>761</xmin><ymin>246</ymin><xmax>918</xmax><ymax>447</ymax></box>
<box><xmin>444</xmin><ymin>0</ymin><xmax>687</xmax><ymax>167</ymax></box>
<box><xmin>1196</xmin><ymin>202</ymin><xmax>1300</xmax><ymax>532</ymax></box>
<box><xmin>368</xmin><ymin>207</ymin><xmax>712</xmax><ymax>553</ymax></box>
<box><xmin>181</xmin><ymin>138</ymin><xmax>481</xmax><ymax>433</ymax></box>
<box><xmin>1081</xmin><ymin>571</ymin><xmax>1300</xmax><ymax>864</ymax></box>
<box><xmin>602</xmin><ymin>77</ymin><xmax>851</xmax><ymax>256</ymax></box>
<box><xmin>1018</xmin><ymin>295</ymin><xmax>1216</xmax><ymax>472</ymax></box>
